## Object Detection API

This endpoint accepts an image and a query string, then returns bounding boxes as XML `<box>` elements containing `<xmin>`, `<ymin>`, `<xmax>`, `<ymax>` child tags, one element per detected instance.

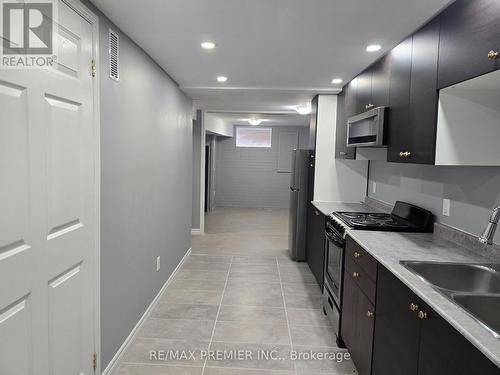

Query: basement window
<box><xmin>236</xmin><ymin>127</ymin><xmax>272</xmax><ymax>148</ymax></box>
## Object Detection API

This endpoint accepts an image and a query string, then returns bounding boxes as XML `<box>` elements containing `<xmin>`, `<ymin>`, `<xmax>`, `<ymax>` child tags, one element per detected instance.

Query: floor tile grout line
<box><xmin>201</xmin><ymin>254</ymin><xmax>234</xmax><ymax>375</ymax></box>
<box><xmin>276</xmin><ymin>256</ymin><xmax>298</xmax><ymax>375</ymax></box>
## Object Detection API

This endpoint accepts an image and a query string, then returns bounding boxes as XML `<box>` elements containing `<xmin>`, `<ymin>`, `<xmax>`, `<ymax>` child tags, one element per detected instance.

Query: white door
<box><xmin>0</xmin><ymin>1</ymin><xmax>97</xmax><ymax>374</ymax></box>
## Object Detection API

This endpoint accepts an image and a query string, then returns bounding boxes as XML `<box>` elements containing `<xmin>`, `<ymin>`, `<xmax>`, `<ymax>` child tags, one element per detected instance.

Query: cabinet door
<box><xmin>438</xmin><ymin>0</ymin><xmax>500</xmax><ymax>89</ymax></box>
<box><xmin>418</xmin><ymin>308</ymin><xmax>499</xmax><ymax>375</ymax></box>
<box><xmin>371</xmin><ymin>55</ymin><xmax>391</xmax><ymax>109</ymax></box>
<box><xmin>306</xmin><ymin>203</ymin><xmax>325</xmax><ymax>287</ymax></box>
<box><xmin>372</xmin><ymin>266</ymin><xmax>421</xmax><ymax>375</ymax></box>
<box><xmin>387</xmin><ymin>37</ymin><xmax>412</xmax><ymax>162</ymax></box>
<box><xmin>356</xmin><ymin>69</ymin><xmax>373</xmax><ymax>113</ymax></box>
<box><xmin>407</xmin><ymin>18</ymin><xmax>440</xmax><ymax>165</ymax></box>
<box><xmin>341</xmin><ymin>258</ymin><xmax>376</xmax><ymax>375</ymax></box>
<box><xmin>335</xmin><ymin>90</ymin><xmax>355</xmax><ymax>159</ymax></box>
<box><xmin>344</xmin><ymin>78</ymin><xmax>358</xmax><ymax>119</ymax></box>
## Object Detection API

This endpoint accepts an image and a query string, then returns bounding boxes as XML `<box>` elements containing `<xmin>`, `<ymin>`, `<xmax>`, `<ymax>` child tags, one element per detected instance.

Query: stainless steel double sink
<box><xmin>401</xmin><ymin>261</ymin><xmax>500</xmax><ymax>339</ymax></box>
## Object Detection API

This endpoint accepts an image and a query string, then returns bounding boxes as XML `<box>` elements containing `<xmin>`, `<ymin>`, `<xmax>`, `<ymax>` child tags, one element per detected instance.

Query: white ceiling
<box><xmin>209</xmin><ymin>112</ymin><xmax>309</xmax><ymax>128</ymax></box>
<box><xmin>92</xmin><ymin>0</ymin><xmax>452</xmax><ymax>113</ymax></box>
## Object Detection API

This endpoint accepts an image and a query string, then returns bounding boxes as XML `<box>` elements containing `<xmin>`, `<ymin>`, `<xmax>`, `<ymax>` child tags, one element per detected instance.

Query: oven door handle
<box><xmin>326</xmin><ymin>233</ymin><xmax>345</xmax><ymax>249</ymax></box>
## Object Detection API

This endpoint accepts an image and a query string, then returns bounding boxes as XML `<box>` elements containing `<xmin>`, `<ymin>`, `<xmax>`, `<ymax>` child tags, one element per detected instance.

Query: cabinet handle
<box><xmin>399</xmin><ymin>151</ymin><xmax>412</xmax><ymax>158</ymax></box>
<box><xmin>352</xmin><ymin>271</ymin><xmax>360</xmax><ymax>278</ymax></box>
<box><xmin>409</xmin><ymin>303</ymin><xmax>419</xmax><ymax>312</ymax></box>
<box><xmin>418</xmin><ymin>311</ymin><xmax>429</xmax><ymax>320</ymax></box>
<box><xmin>354</xmin><ymin>251</ymin><xmax>361</xmax><ymax>258</ymax></box>
<box><xmin>487</xmin><ymin>50</ymin><xmax>499</xmax><ymax>59</ymax></box>
<box><xmin>367</xmin><ymin>310</ymin><xmax>374</xmax><ymax>318</ymax></box>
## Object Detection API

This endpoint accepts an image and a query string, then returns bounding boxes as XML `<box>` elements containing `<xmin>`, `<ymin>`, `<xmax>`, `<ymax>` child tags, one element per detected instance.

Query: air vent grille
<box><xmin>109</xmin><ymin>29</ymin><xmax>119</xmax><ymax>81</ymax></box>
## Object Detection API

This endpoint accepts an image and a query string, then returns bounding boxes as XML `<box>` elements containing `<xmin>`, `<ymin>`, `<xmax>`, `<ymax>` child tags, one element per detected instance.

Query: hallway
<box><xmin>113</xmin><ymin>208</ymin><xmax>356</xmax><ymax>374</ymax></box>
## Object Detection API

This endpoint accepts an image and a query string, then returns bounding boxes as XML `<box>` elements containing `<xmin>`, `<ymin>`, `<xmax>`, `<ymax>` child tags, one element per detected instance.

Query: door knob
<box><xmin>352</xmin><ymin>271</ymin><xmax>360</xmax><ymax>278</ymax></box>
<box><xmin>367</xmin><ymin>310</ymin><xmax>374</xmax><ymax>318</ymax></box>
<box><xmin>354</xmin><ymin>251</ymin><xmax>361</xmax><ymax>258</ymax></box>
<box><xmin>488</xmin><ymin>50</ymin><xmax>499</xmax><ymax>59</ymax></box>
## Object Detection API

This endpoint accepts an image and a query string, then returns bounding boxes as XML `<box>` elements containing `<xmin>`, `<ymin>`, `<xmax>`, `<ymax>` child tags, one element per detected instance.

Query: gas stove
<box><xmin>327</xmin><ymin>201</ymin><xmax>434</xmax><ymax>237</ymax></box>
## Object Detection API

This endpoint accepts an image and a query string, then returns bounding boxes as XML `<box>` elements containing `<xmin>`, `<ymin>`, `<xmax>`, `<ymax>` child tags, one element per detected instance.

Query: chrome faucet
<box><xmin>479</xmin><ymin>204</ymin><xmax>500</xmax><ymax>245</ymax></box>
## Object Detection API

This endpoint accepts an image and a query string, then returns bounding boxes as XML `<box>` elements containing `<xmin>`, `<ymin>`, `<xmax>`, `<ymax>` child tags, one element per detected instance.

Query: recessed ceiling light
<box><xmin>331</xmin><ymin>78</ymin><xmax>343</xmax><ymax>84</ymax></box>
<box><xmin>248</xmin><ymin>119</ymin><xmax>263</xmax><ymax>126</ymax></box>
<box><xmin>366</xmin><ymin>44</ymin><xmax>382</xmax><ymax>52</ymax></box>
<box><xmin>217</xmin><ymin>76</ymin><xmax>227</xmax><ymax>82</ymax></box>
<box><xmin>295</xmin><ymin>105</ymin><xmax>312</xmax><ymax>115</ymax></box>
<box><xmin>201</xmin><ymin>41</ymin><xmax>216</xmax><ymax>49</ymax></box>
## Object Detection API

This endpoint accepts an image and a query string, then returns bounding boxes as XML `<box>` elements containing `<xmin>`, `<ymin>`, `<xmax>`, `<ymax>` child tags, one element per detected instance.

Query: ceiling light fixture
<box><xmin>248</xmin><ymin>119</ymin><xmax>263</xmax><ymax>126</ymax></box>
<box><xmin>201</xmin><ymin>41</ymin><xmax>216</xmax><ymax>49</ymax></box>
<box><xmin>217</xmin><ymin>76</ymin><xmax>228</xmax><ymax>82</ymax></box>
<box><xmin>331</xmin><ymin>78</ymin><xmax>343</xmax><ymax>84</ymax></box>
<box><xmin>366</xmin><ymin>44</ymin><xmax>382</xmax><ymax>52</ymax></box>
<box><xmin>295</xmin><ymin>105</ymin><xmax>312</xmax><ymax>115</ymax></box>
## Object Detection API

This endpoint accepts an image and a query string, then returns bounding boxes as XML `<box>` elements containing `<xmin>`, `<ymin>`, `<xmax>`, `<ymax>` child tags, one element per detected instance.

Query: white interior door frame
<box><xmin>60</xmin><ymin>0</ymin><xmax>101</xmax><ymax>372</ymax></box>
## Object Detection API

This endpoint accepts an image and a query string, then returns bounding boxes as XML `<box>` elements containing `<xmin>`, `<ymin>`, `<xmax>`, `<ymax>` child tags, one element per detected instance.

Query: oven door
<box><xmin>324</xmin><ymin>224</ymin><xmax>345</xmax><ymax>307</ymax></box>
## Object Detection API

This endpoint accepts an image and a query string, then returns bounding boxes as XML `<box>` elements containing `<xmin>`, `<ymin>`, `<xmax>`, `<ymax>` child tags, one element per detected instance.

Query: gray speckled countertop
<box><xmin>311</xmin><ymin>201</ymin><xmax>377</xmax><ymax>216</ymax></box>
<box><xmin>347</xmin><ymin>230</ymin><xmax>500</xmax><ymax>368</ymax></box>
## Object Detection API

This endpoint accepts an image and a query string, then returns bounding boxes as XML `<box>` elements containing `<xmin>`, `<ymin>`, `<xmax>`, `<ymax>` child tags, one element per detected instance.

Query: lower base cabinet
<box><xmin>372</xmin><ymin>266</ymin><xmax>499</xmax><ymax>375</ymax></box>
<box><xmin>342</xmin><ymin>238</ymin><xmax>499</xmax><ymax>375</ymax></box>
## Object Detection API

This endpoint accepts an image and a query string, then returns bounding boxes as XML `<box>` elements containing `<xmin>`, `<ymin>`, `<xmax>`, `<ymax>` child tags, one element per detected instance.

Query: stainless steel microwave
<box><xmin>347</xmin><ymin>107</ymin><xmax>386</xmax><ymax>147</ymax></box>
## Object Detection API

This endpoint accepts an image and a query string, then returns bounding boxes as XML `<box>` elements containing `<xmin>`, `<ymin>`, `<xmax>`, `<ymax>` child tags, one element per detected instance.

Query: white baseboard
<box><xmin>191</xmin><ymin>228</ymin><xmax>203</xmax><ymax>235</ymax></box>
<box><xmin>101</xmin><ymin>247</ymin><xmax>192</xmax><ymax>375</ymax></box>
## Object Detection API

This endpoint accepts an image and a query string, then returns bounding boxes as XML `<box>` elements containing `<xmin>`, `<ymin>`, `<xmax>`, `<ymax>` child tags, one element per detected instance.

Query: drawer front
<box><xmin>347</xmin><ymin>237</ymin><xmax>377</xmax><ymax>282</ymax></box>
<box><xmin>345</xmin><ymin>254</ymin><xmax>377</xmax><ymax>305</ymax></box>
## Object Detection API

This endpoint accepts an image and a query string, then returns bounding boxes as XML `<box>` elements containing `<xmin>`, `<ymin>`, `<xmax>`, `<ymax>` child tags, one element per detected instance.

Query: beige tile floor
<box><xmin>113</xmin><ymin>208</ymin><xmax>357</xmax><ymax>375</ymax></box>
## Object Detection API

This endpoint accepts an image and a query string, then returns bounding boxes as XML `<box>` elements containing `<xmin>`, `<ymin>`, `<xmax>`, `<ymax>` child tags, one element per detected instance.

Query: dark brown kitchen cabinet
<box><xmin>305</xmin><ymin>203</ymin><xmax>325</xmax><ymax>287</ymax></box>
<box><xmin>387</xmin><ymin>18</ymin><xmax>440</xmax><ymax>164</ymax></box>
<box><xmin>356</xmin><ymin>69</ymin><xmax>373</xmax><ymax>113</ymax></box>
<box><xmin>373</xmin><ymin>266</ymin><xmax>499</xmax><ymax>375</ymax></box>
<box><xmin>370</xmin><ymin>55</ymin><xmax>391</xmax><ymax>109</ymax></box>
<box><xmin>341</xmin><ymin>237</ymin><xmax>377</xmax><ymax>375</ymax></box>
<box><xmin>335</xmin><ymin>90</ymin><xmax>355</xmax><ymax>159</ymax></box>
<box><xmin>344</xmin><ymin>77</ymin><xmax>359</xmax><ymax>119</ymax></box>
<box><xmin>406</xmin><ymin>18</ymin><xmax>440</xmax><ymax>165</ymax></box>
<box><xmin>372</xmin><ymin>266</ymin><xmax>423</xmax><ymax>375</ymax></box>
<box><xmin>386</xmin><ymin>36</ymin><xmax>412</xmax><ymax>162</ymax></box>
<box><xmin>438</xmin><ymin>0</ymin><xmax>500</xmax><ymax>89</ymax></box>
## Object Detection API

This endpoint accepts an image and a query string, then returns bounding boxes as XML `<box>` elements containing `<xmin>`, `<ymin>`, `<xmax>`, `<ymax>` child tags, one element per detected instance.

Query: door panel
<box><xmin>372</xmin><ymin>266</ymin><xmax>421</xmax><ymax>375</ymax></box>
<box><xmin>387</xmin><ymin>37</ymin><xmax>412</xmax><ymax>162</ymax></box>
<box><xmin>438</xmin><ymin>0</ymin><xmax>500</xmax><ymax>89</ymax></box>
<box><xmin>48</xmin><ymin>263</ymin><xmax>84</xmax><ymax>375</ymax></box>
<box><xmin>0</xmin><ymin>295</ymin><xmax>32</xmax><ymax>375</ymax></box>
<box><xmin>0</xmin><ymin>2</ymin><xmax>96</xmax><ymax>375</ymax></box>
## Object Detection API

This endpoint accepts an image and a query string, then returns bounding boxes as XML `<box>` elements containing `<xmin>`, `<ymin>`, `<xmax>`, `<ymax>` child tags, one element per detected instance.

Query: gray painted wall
<box><xmin>192</xmin><ymin>111</ymin><xmax>202</xmax><ymax>229</ymax></box>
<box><xmin>85</xmin><ymin>1</ymin><xmax>193</xmax><ymax>369</ymax></box>
<box><xmin>215</xmin><ymin>126</ymin><xmax>309</xmax><ymax>208</ymax></box>
<box><xmin>368</xmin><ymin>162</ymin><xmax>500</xmax><ymax>245</ymax></box>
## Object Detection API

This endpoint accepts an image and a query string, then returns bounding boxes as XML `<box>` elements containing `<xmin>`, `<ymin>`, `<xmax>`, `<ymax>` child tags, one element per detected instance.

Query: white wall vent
<box><xmin>109</xmin><ymin>29</ymin><xmax>119</xmax><ymax>81</ymax></box>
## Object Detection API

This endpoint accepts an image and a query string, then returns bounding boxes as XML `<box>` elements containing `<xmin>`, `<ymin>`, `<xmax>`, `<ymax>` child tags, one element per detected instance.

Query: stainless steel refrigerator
<box><xmin>289</xmin><ymin>149</ymin><xmax>310</xmax><ymax>261</ymax></box>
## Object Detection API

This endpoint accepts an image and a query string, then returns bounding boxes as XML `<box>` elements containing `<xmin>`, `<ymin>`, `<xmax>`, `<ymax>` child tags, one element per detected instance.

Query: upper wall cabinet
<box><xmin>386</xmin><ymin>37</ymin><xmax>412</xmax><ymax>162</ymax></box>
<box><xmin>335</xmin><ymin>90</ymin><xmax>356</xmax><ymax>159</ymax></box>
<box><xmin>371</xmin><ymin>55</ymin><xmax>392</xmax><ymax>109</ymax></box>
<box><xmin>438</xmin><ymin>0</ymin><xmax>500</xmax><ymax>89</ymax></box>
<box><xmin>336</xmin><ymin>0</ymin><xmax>500</xmax><ymax>166</ymax></box>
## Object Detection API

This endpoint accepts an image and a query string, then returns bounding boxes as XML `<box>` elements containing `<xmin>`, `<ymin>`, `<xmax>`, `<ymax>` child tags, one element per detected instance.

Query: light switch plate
<box><xmin>156</xmin><ymin>256</ymin><xmax>161</xmax><ymax>271</ymax></box>
<box><xmin>442</xmin><ymin>199</ymin><xmax>450</xmax><ymax>217</ymax></box>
